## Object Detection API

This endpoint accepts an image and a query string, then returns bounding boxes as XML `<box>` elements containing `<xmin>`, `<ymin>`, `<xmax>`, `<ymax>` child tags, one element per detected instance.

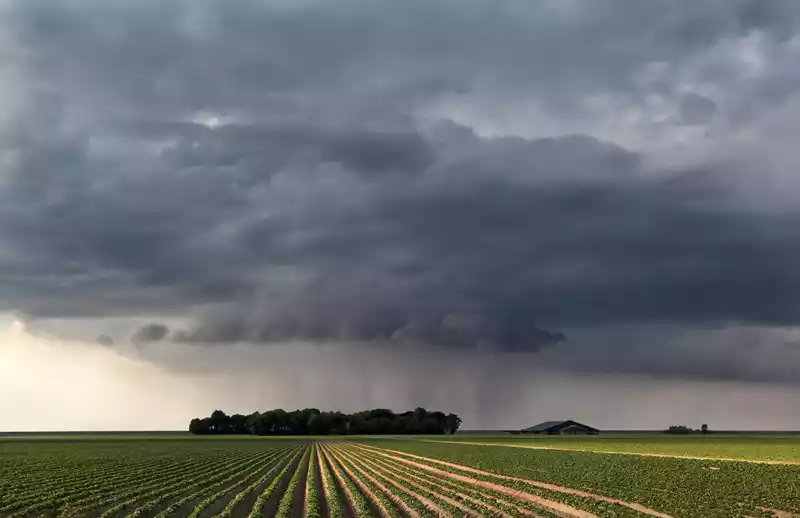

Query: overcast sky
<box><xmin>2</xmin><ymin>0</ymin><xmax>800</xmax><ymax>431</ymax></box>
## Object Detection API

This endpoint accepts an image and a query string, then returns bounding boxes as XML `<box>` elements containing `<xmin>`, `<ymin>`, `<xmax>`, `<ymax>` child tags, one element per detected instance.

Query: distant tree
<box><xmin>701</xmin><ymin>424</ymin><xmax>709</xmax><ymax>434</ymax></box>
<box><xmin>445</xmin><ymin>413</ymin><xmax>462</xmax><ymax>434</ymax></box>
<box><xmin>665</xmin><ymin>425</ymin><xmax>694</xmax><ymax>434</ymax></box>
<box><xmin>189</xmin><ymin>407</ymin><xmax>462</xmax><ymax>436</ymax></box>
<box><xmin>209</xmin><ymin>410</ymin><xmax>230</xmax><ymax>434</ymax></box>
<box><xmin>230</xmin><ymin>414</ymin><xmax>248</xmax><ymax>434</ymax></box>
<box><xmin>189</xmin><ymin>418</ymin><xmax>210</xmax><ymax>435</ymax></box>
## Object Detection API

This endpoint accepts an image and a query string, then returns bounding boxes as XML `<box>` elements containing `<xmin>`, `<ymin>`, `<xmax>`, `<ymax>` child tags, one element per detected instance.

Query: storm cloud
<box><xmin>3</xmin><ymin>0</ymin><xmax>800</xmax><ymax>384</ymax></box>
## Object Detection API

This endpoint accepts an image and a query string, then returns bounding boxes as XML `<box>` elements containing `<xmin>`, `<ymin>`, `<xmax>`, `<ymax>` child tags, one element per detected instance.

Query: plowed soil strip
<box><xmin>304</xmin><ymin>444</ymin><xmax>322</xmax><ymax>518</ymax></box>
<box><xmin>320</xmin><ymin>446</ymin><xmax>366</xmax><ymax>518</ymax></box>
<box><xmin>326</xmin><ymin>445</ymin><xmax>408</xmax><ymax>518</ymax></box>
<box><xmin>352</xmin><ymin>444</ymin><xmax>598</xmax><ymax>518</ymax></box>
<box><xmin>360</xmin><ymin>446</ymin><xmax>548</xmax><ymax>517</ymax></box>
<box><xmin>328</xmin><ymin>446</ymin><xmax>415</xmax><ymax>518</ymax></box>
<box><xmin>316</xmin><ymin>444</ymin><xmax>343</xmax><ymax>518</ymax></box>
<box><xmin>345</xmin><ymin>444</ymin><xmax>535</xmax><ymax>518</ymax></box>
<box><xmin>334</xmin><ymin>444</ymin><xmax>483</xmax><ymax>518</ymax></box>
<box><xmin>760</xmin><ymin>507</ymin><xmax>800</xmax><ymax>518</ymax></box>
<box><xmin>417</xmin><ymin>440</ymin><xmax>800</xmax><ymax>466</ymax></box>
<box><xmin>288</xmin><ymin>447</ymin><xmax>311</xmax><ymax>518</ymax></box>
<box><xmin>356</xmin><ymin>443</ymin><xmax>673</xmax><ymax>518</ymax></box>
<box><xmin>329</xmin><ymin>445</ymin><xmax>450</xmax><ymax>518</ymax></box>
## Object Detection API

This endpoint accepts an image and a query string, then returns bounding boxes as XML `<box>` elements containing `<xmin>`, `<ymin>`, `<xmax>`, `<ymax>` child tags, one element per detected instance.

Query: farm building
<box><xmin>521</xmin><ymin>420</ymin><xmax>599</xmax><ymax>435</ymax></box>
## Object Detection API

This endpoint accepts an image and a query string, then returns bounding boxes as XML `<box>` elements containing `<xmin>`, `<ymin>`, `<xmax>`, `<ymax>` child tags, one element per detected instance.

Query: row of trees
<box><xmin>665</xmin><ymin>424</ymin><xmax>710</xmax><ymax>434</ymax></box>
<box><xmin>189</xmin><ymin>407</ymin><xmax>462</xmax><ymax>436</ymax></box>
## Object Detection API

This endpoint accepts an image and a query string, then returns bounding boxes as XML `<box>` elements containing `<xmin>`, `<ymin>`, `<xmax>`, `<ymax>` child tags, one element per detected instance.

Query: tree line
<box><xmin>189</xmin><ymin>407</ymin><xmax>462</xmax><ymax>435</ymax></box>
<box><xmin>665</xmin><ymin>424</ymin><xmax>710</xmax><ymax>434</ymax></box>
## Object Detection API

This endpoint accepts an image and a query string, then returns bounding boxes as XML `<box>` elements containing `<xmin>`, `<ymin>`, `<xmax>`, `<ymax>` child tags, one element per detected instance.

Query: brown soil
<box><xmin>319</xmin><ymin>446</ymin><xmax>359</xmax><ymax>518</ymax></box>
<box><xmin>354</xmin><ymin>444</ymin><xmax>600</xmax><ymax>518</ymax></box>
<box><xmin>326</xmin><ymin>446</ymin><xmax>395</xmax><ymax>518</ymax></box>
<box><xmin>351</xmin><ymin>444</ymin><xmax>538</xmax><ymax>518</ymax></box>
<box><xmin>332</xmin><ymin>445</ymin><xmax>453</xmax><ymax>518</ymax></box>
<box><xmin>329</xmin><ymin>444</ymin><xmax>419</xmax><ymax>518</ymax></box>
<box><xmin>313</xmin><ymin>447</ymin><xmax>331</xmax><ymax>518</ymax></box>
<box><xmin>357</xmin><ymin>443</ymin><xmax>675</xmax><ymax>518</ymax></box>
<box><xmin>340</xmin><ymin>445</ymin><xmax>487</xmax><ymax>518</ymax></box>
<box><xmin>290</xmin><ymin>449</ymin><xmax>311</xmax><ymax>518</ymax></box>
<box><xmin>759</xmin><ymin>507</ymin><xmax>800</xmax><ymax>518</ymax></box>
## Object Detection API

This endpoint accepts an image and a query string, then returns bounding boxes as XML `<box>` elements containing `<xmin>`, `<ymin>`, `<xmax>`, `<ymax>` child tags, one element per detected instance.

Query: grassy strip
<box><xmin>326</xmin><ymin>445</ymin><xmax>400</xmax><ymax>517</ymax></box>
<box><xmin>305</xmin><ymin>444</ymin><xmax>321</xmax><ymax>518</ymax></box>
<box><xmin>247</xmin><ymin>447</ymin><xmax>306</xmax><ymax>518</ymax></box>
<box><xmin>316</xmin><ymin>443</ymin><xmax>343</xmax><ymax>518</ymax></box>
<box><xmin>319</xmin><ymin>444</ymin><xmax>372</xmax><ymax>517</ymax></box>
<box><xmin>275</xmin><ymin>445</ymin><xmax>311</xmax><ymax>518</ymax></box>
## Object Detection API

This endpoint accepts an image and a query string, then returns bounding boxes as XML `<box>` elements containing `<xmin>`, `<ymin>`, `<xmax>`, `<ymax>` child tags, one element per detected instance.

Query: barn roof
<box><xmin>522</xmin><ymin>420</ymin><xmax>598</xmax><ymax>432</ymax></box>
<box><xmin>523</xmin><ymin>420</ymin><xmax>570</xmax><ymax>432</ymax></box>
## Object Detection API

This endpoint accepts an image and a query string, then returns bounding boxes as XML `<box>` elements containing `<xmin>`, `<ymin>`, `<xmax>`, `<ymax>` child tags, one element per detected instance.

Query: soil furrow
<box><xmin>316</xmin><ymin>444</ymin><xmax>346</xmax><ymax>518</ymax></box>
<box><xmin>326</xmin><ymin>445</ymin><xmax>403</xmax><ymax>518</ymax></box>
<box><xmin>329</xmin><ymin>445</ymin><xmax>450</xmax><ymax>518</ymax></box>
<box><xmin>334</xmin><ymin>444</ymin><xmax>477</xmax><ymax>517</ymax></box>
<box><xmin>418</xmin><ymin>441</ymin><xmax>800</xmax><ymax>466</ymax></box>
<box><xmin>351</xmin><ymin>443</ymin><xmax>597</xmax><ymax>518</ymax></box>
<box><xmin>311</xmin><ymin>444</ymin><xmax>328</xmax><ymax>518</ymax></box>
<box><xmin>355</xmin><ymin>443</ymin><xmax>674</xmax><ymax>518</ymax></box>
<box><xmin>343</xmin><ymin>444</ymin><xmax>529</xmax><ymax>518</ymax></box>
<box><xmin>319</xmin><ymin>445</ymin><xmax>363</xmax><ymax>518</ymax></box>
<box><xmin>289</xmin><ymin>447</ymin><xmax>311</xmax><ymax>518</ymax></box>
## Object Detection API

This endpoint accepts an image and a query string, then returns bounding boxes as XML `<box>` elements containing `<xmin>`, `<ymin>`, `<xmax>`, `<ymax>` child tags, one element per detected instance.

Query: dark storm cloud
<box><xmin>131</xmin><ymin>323</ymin><xmax>169</xmax><ymax>345</ymax></box>
<box><xmin>3</xmin><ymin>0</ymin><xmax>800</xmax><ymax>378</ymax></box>
<box><xmin>679</xmin><ymin>94</ymin><xmax>718</xmax><ymax>125</ymax></box>
<box><xmin>96</xmin><ymin>335</ymin><xmax>115</xmax><ymax>347</ymax></box>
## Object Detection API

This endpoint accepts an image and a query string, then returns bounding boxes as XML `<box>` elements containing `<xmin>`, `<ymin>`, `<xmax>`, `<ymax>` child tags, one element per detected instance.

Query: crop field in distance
<box><xmin>0</xmin><ymin>434</ymin><xmax>799</xmax><ymax>518</ymax></box>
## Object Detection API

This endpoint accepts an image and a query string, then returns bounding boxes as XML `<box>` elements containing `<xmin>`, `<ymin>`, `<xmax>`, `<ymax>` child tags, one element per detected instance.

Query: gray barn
<box><xmin>521</xmin><ymin>420</ymin><xmax>599</xmax><ymax>435</ymax></box>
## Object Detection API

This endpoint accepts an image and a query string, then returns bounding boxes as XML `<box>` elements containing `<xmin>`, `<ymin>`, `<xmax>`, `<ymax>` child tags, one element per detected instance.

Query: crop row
<box><xmin>0</xmin><ymin>439</ymin><xmax>305</xmax><ymax>518</ymax></box>
<box><xmin>4</xmin><ymin>437</ymin><xmax>796</xmax><ymax>517</ymax></box>
<box><xmin>355</xmin><ymin>438</ymin><xmax>800</xmax><ymax>518</ymax></box>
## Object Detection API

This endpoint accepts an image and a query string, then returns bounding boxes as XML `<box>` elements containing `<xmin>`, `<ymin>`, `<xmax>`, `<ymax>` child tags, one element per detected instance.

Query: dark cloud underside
<box><xmin>2</xmin><ymin>0</ymin><xmax>800</xmax><ymax>380</ymax></box>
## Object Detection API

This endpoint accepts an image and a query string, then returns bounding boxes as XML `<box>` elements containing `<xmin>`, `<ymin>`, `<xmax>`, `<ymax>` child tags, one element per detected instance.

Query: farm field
<box><xmin>0</xmin><ymin>435</ymin><xmax>799</xmax><ymax>517</ymax></box>
<box><xmin>424</xmin><ymin>433</ymin><xmax>800</xmax><ymax>462</ymax></box>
